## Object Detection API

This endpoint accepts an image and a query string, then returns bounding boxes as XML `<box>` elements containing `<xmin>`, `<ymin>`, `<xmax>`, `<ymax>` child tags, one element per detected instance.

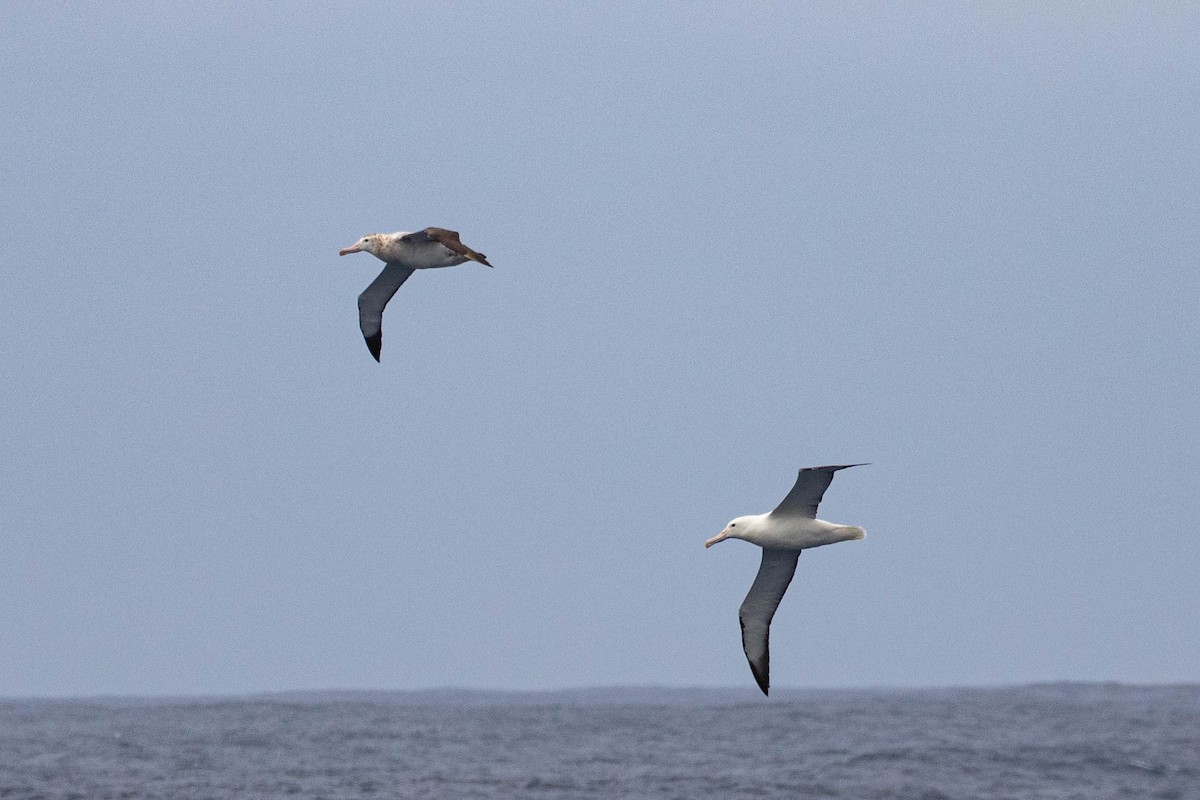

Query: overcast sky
<box><xmin>2</xmin><ymin>3</ymin><xmax>1198</xmax><ymax>697</ymax></box>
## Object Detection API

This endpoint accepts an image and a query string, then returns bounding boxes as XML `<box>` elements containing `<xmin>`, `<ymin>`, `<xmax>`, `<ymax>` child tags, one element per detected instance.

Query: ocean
<box><xmin>1</xmin><ymin>684</ymin><xmax>1196</xmax><ymax>799</ymax></box>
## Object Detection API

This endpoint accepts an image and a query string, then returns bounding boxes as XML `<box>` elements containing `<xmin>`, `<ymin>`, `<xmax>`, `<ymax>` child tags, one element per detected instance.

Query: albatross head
<box><xmin>339</xmin><ymin>234</ymin><xmax>381</xmax><ymax>257</ymax></box>
<box><xmin>705</xmin><ymin>516</ymin><xmax>755</xmax><ymax>548</ymax></box>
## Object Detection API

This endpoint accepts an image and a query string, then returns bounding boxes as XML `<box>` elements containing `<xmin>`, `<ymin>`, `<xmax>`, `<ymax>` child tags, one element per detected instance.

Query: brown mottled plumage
<box><xmin>409</xmin><ymin>227</ymin><xmax>492</xmax><ymax>267</ymax></box>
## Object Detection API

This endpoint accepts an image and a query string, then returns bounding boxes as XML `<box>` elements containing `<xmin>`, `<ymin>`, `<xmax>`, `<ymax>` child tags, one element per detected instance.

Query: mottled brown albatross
<box><xmin>339</xmin><ymin>227</ymin><xmax>492</xmax><ymax>362</ymax></box>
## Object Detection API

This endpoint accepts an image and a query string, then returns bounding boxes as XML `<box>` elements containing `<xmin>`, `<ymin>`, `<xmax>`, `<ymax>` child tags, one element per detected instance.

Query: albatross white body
<box><xmin>706</xmin><ymin>512</ymin><xmax>864</xmax><ymax>551</ymax></box>
<box><xmin>338</xmin><ymin>227</ymin><xmax>492</xmax><ymax>362</ymax></box>
<box><xmin>705</xmin><ymin>464</ymin><xmax>867</xmax><ymax>696</ymax></box>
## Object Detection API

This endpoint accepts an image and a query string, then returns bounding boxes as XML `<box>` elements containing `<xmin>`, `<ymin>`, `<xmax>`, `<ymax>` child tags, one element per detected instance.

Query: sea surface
<box><xmin>1</xmin><ymin>684</ymin><xmax>1197</xmax><ymax>799</ymax></box>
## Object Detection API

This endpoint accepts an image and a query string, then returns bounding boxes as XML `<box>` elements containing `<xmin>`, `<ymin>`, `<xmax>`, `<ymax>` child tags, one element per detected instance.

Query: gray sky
<box><xmin>2</xmin><ymin>3</ymin><xmax>1198</xmax><ymax>697</ymax></box>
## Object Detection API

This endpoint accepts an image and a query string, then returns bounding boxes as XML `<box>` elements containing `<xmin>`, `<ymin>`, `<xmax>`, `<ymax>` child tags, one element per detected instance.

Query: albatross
<box><xmin>705</xmin><ymin>464</ymin><xmax>867</xmax><ymax>695</ymax></box>
<box><xmin>338</xmin><ymin>227</ymin><xmax>492</xmax><ymax>362</ymax></box>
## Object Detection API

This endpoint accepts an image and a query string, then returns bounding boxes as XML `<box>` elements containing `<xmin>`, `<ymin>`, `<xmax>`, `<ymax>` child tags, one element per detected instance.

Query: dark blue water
<box><xmin>2</xmin><ymin>684</ymin><xmax>1197</xmax><ymax>799</ymax></box>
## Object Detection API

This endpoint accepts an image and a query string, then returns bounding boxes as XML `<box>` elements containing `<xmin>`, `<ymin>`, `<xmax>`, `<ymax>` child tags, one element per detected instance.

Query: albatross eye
<box><xmin>730</xmin><ymin>523</ymin><xmax>736</xmax><ymax>527</ymax></box>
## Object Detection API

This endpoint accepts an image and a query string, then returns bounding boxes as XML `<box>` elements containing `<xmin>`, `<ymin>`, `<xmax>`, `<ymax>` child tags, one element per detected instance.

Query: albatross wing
<box><xmin>739</xmin><ymin>548</ymin><xmax>801</xmax><ymax>696</ymax></box>
<box><xmin>770</xmin><ymin>464</ymin><xmax>867</xmax><ymax>518</ymax></box>
<box><xmin>357</xmin><ymin>262</ymin><xmax>416</xmax><ymax>362</ymax></box>
<box><xmin>403</xmin><ymin>227</ymin><xmax>492</xmax><ymax>267</ymax></box>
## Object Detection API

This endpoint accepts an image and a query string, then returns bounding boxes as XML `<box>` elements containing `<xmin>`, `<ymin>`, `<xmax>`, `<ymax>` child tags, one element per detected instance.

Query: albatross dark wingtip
<box><xmin>740</xmin><ymin>615</ymin><xmax>771</xmax><ymax>696</ymax></box>
<box><xmin>365</xmin><ymin>333</ymin><xmax>382</xmax><ymax>362</ymax></box>
<box><xmin>750</xmin><ymin>660</ymin><xmax>770</xmax><ymax>696</ymax></box>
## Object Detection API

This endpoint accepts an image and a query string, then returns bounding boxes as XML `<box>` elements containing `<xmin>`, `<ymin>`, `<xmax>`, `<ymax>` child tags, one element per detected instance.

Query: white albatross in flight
<box><xmin>705</xmin><ymin>464</ymin><xmax>867</xmax><ymax>695</ymax></box>
<box><xmin>339</xmin><ymin>227</ymin><xmax>492</xmax><ymax>362</ymax></box>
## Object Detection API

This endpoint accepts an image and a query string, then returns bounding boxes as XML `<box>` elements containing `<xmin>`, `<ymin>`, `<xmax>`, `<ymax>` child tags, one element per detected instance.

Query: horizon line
<box><xmin>4</xmin><ymin>679</ymin><xmax>1198</xmax><ymax>703</ymax></box>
